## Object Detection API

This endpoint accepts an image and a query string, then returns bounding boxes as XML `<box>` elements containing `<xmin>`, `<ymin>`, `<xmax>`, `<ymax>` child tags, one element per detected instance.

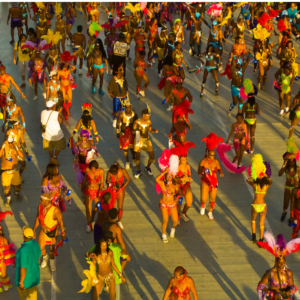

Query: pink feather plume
<box><xmin>239</xmin><ymin>87</ymin><xmax>248</xmax><ymax>102</ymax></box>
<box><xmin>207</xmin><ymin>4</ymin><xmax>222</xmax><ymax>17</ymax></box>
<box><xmin>216</xmin><ymin>143</ymin><xmax>246</xmax><ymax>173</ymax></box>
<box><xmin>286</xmin><ymin>238</ymin><xmax>300</xmax><ymax>255</ymax></box>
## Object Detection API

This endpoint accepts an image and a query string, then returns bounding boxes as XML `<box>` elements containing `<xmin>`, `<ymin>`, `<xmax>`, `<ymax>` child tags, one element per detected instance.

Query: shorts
<box><xmin>134</xmin><ymin>138</ymin><xmax>153</xmax><ymax>152</ymax></box>
<box><xmin>17</xmin><ymin>286</ymin><xmax>37</xmax><ymax>300</ymax></box>
<box><xmin>157</xmin><ymin>47</ymin><xmax>164</xmax><ymax>60</ymax></box>
<box><xmin>73</xmin><ymin>47</ymin><xmax>85</xmax><ymax>59</ymax></box>
<box><xmin>231</xmin><ymin>84</ymin><xmax>240</xmax><ymax>98</ymax></box>
<box><xmin>43</xmin><ymin>137</ymin><xmax>66</xmax><ymax>152</ymax></box>
<box><xmin>11</xmin><ymin>18</ymin><xmax>23</xmax><ymax>28</ymax></box>
<box><xmin>18</xmin><ymin>60</ymin><xmax>29</xmax><ymax>77</ymax></box>
<box><xmin>1</xmin><ymin>169</ymin><xmax>22</xmax><ymax>187</ymax></box>
<box><xmin>242</xmin><ymin>13</ymin><xmax>251</xmax><ymax>20</ymax></box>
<box><xmin>113</xmin><ymin>96</ymin><xmax>127</xmax><ymax>113</ymax></box>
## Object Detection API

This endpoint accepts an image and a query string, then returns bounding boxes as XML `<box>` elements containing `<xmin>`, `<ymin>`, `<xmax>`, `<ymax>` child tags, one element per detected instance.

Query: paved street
<box><xmin>1</xmin><ymin>2</ymin><xmax>300</xmax><ymax>299</ymax></box>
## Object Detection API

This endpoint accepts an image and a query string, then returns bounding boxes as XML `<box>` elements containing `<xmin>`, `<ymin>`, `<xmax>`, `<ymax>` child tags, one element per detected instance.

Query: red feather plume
<box><xmin>0</xmin><ymin>211</ymin><xmax>13</xmax><ymax>223</ymax></box>
<box><xmin>268</xmin><ymin>7</ymin><xmax>281</xmax><ymax>18</ymax></box>
<box><xmin>115</xmin><ymin>20</ymin><xmax>129</xmax><ymax>29</ymax></box>
<box><xmin>258</xmin><ymin>13</ymin><xmax>271</xmax><ymax>27</ymax></box>
<box><xmin>201</xmin><ymin>133</ymin><xmax>224</xmax><ymax>150</ymax></box>
<box><xmin>61</xmin><ymin>51</ymin><xmax>76</xmax><ymax>62</ymax></box>
<box><xmin>173</xmin><ymin>100</ymin><xmax>194</xmax><ymax>122</ymax></box>
<box><xmin>220</xmin><ymin>63</ymin><xmax>232</xmax><ymax>80</ymax></box>
<box><xmin>170</xmin><ymin>141</ymin><xmax>196</xmax><ymax>157</ymax></box>
<box><xmin>256</xmin><ymin>241</ymin><xmax>276</xmax><ymax>256</ymax></box>
<box><xmin>277</xmin><ymin>19</ymin><xmax>287</xmax><ymax>32</ymax></box>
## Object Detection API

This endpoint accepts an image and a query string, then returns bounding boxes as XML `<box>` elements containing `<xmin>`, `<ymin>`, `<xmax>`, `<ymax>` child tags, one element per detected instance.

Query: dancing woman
<box><xmin>172</xmin><ymin>42</ymin><xmax>189</xmax><ymax>81</ymax></box>
<box><xmin>54</xmin><ymin>6</ymin><xmax>67</xmax><ymax>53</ymax></box>
<box><xmin>147</xmin><ymin>18</ymin><xmax>158</xmax><ymax>65</ymax></box>
<box><xmin>286</xmin><ymin>90</ymin><xmax>300</xmax><ymax>139</ymax></box>
<box><xmin>162</xmin><ymin>266</ymin><xmax>199</xmax><ymax>300</ymax></box>
<box><xmin>106</xmin><ymin>163</ymin><xmax>130</xmax><ymax>230</ymax></box>
<box><xmin>41</xmin><ymin>164</ymin><xmax>71</xmax><ymax>213</ymax></box>
<box><xmin>226</xmin><ymin>113</ymin><xmax>249</xmax><ymax>168</ymax></box>
<box><xmin>81</xmin><ymin>160</ymin><xmax>104</xmax><ymax>233</ymax></box>
<box><xmin>134</xmin><ymin>50</ymin><xmax>149</xmax><ymax>98</ymax></box>
<box><xmin>156</xmin><ymin>168</ymin><xmax>179</xmax><ymax>243</ymax></box>
<box><xmin>246</xmin><ymin>154</ymin><xmax>272</xmax><ymax>242</ymax></box>
<box><xmin>65</xmin><ymin>2</ymin><xmax>77</xmax><ymax>45</ymax></box>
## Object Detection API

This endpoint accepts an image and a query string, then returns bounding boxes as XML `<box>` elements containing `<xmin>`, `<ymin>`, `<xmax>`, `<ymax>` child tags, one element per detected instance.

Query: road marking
<box><xmin>51</xmin><ymin>270</ymin><xmax>56</xmax><ymax>300</ymax></box>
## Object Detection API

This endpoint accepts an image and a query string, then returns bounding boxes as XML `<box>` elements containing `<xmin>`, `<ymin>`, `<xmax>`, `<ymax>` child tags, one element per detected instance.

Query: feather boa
<box><xmin>216</xmin><ymin>143</ymin><xmax>246</xmax><ymax>173</ymax></box>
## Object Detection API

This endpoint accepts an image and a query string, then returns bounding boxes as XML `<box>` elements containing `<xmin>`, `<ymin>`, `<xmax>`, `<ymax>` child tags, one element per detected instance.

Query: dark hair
<box><xmin>94</xmin><ymin>239</ymin><xmax>109</xmax><ymax>256</ymax></box>
<box><xmin>141</xmin><ymin>109</ymin><xmax>149</xmax><ymax>116</ymax></box>
<box><xmin>286</xmin><ymin>158</ymin><xmax>297</xmax><ymax>169</ymax></box>
<box><xmin>95</xmin><ymin>38</ymin><xmax>107</xmax><ymax>59</ymax></box>
<box><xmin>163</xmin><ymin>55</ymin><xmax>173</xmax><ymax>66</ymax></box>
<box><xmin>286</xmin><ymin>40</ymin><xmax>293</xmax><ymax>47</ymax></box>
<box><xmin>28</xmin><ymin>28</ymin><xmax>37</xmax><ymax>38</ymax></box>
<box><xmin>102</xmin><ymin>192</ymin><xmax>111</xmax><ymax>204</ymax></box>
<box><xmin>247</xmin><ymin>94</ymin><xmax>256</xmax><ymax>106</ymax></box>
<box><xmin>236</xmin><ymin>113</ymin><xmax>244</xmax><ymax>119</ymax></box>
<box><xmin>81</xmin><ymin>110</ymin><xmax>93</xmax><ymax>129</ymax></box>
<box><xmin>19</xmin><ymin>33</ymin><xmax>26</xmax><ymax>41</ymax></box>
<box><xmin>139</xmin><ymin>50</ymin><xmax>146</xmax><ymax>56</ymax></box>
<box><xmin>253</xmin><ymin>176</ymin><xmax>271</xmax><ymax>189</ymax></box>
<box><xmin>169</xmin><ymin>32</ymin><xmax>175</xmax><ymax>38</ymax></box>
<box><xmin>60</xmin><ymin>62</ymin><xmax>68</xmax><ymax>70</ymax></box>
<box><xmin>174</xmin><ymin>41</ymin><xmax>180</xmax><ymax>48</ymax></box>
<box><xmin>174</xmin><ymin>266</ymin><xmax>186</xmax><ymax>275</ymax></box>
<box><xmin>109</xmin><ymin>163</ymin><xmax>119</xmax><ymax>175</ymax></box>
<box><xmin>43</xmin><ymin>163</ymin><xmax>58</xmax><ymax>180</ymax></box>
<box><xmin>163</xmin><ymin>173</ymin><xmax>176</xmax><ymax>185</ymax></box>
<box><xmin>89</xmin><ymin>160</ymin><xmax>99</xmax><ymax>169</ymax></box>
<box><xmin>77</xmin><ymin>25</ymin><xmax>83</xmax><ymax>32</ymax></box>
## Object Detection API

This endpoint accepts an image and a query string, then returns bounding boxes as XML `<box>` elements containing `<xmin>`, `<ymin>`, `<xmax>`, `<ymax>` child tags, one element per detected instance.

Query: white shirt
<box><xmin>40</xmin><ymin>110</ymin><xmax>64</xmax><ymax>141</ymax></box>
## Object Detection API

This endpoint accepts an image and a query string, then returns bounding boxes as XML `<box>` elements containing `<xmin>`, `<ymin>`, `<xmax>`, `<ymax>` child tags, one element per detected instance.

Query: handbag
<box><xmin>45</xmin><ymin>226</ymin><xmax>57</xmax><ymax>238</ymax></box>
<box><xmin>41</xmin><ymin>111</ymin><xmax>53</xmax><ymax>133</ymax></box>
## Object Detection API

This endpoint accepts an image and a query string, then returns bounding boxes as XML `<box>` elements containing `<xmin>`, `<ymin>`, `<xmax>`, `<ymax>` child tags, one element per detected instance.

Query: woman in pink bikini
<box><xmin>81</xmin><ymin>160</ymin><xmax>104</xmax><ymax>233</ymax></box>
<box><xmin>106</xmin><ymin>163</ymin><xmax>130</xmax><ymax>230</ymax></box>
<box><xmin>147</xmin><ymin>18</ymin><xmax>158</xmax><ymax>65</ymax></box>
<box><xmin>162</xmin><ymin>266</ymin><xmax>199</xmax><ymax>300</ymax></box>
<box><xmin>134</xmin><ymin>50</ymin><xmax>149</xmax><ymax>98</ymax></box>
<box><xmin>41</xmin><ymin>164</ymin><xmax>72</xmax><ymax>213</ymax></box>
<box><xmin>156</xmin><ymin>168</ymin><xmax>180</xmax><ymax>243</ymax></box>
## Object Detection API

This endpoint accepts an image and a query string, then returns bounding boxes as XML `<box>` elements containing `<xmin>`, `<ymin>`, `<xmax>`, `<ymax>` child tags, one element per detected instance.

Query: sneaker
<box><xmin>41</xmin><ymin>254</ymin><xmax>49</xmax><ymax>268</ymax></box>
<box><xmin>279</xmin><ymin>110</ymin><xmax>284</xmax><ymax>115</ymax></box>
<box><xmin>50</xmin><ymin>258</ymin><xmax>56</xmax><ymax>272</ymax></box>
<box><xmin>15</xmin><ymin>192</ymin><xmax>22</xmax><ymax>202</ymax></box>
<box><xmin>92</xmin><ymin>85</ymin><xmax>96</xmax><ymax>94</ymax></box>
<box><xmin>125</xmin><ymin>162</ymin><xmax>130</xmax><ymax>169</ymax></box>
<box><xmin>99</xmin><ymin>87</ymin><xmax>104</xmax><ymax>95</ymax></box>
<box><xmin>162</xmin><ymin>234</ymin><xmax>168</xmax><ymax>243</ymax></box>
<box><xmin>152</xmin><ymin>58</ymin><xmax>155</xmax><ymax>64</ymax></box>
<box><xmin>145</xmin><ymin>167</ymin><xmax>153</xmax><ymax>175</ymax></box>
<box><xmin>200</xmin><ymin>207</ymin><xmax>205</xmax><ymax>215</ymax></box>
<box><xmin>117</xmin><ymin>221</ymin><xmax>123</xmax><ymax>230</ymax></box>
<box><xmin>50</xmin><ymin>157</ymin><xmax>60</xmax><ymax>166</ymax></box>
<box><xmin>132</xmin><ymin>160</ymin><xmax>137</xmax><ymax>167</ymax></box>
<box><xmin>180</xmin><ymin>212</ymin><xmax>190</xmax><ymax>222</ymax></box>
<box><xmin>147</xmin><ymin>59</ymin><xmax>152</xmax><ymax>66</ymax></box>
<box><xmin>43</xmin><ymin>93</ymin><xmax>46</xmax><ymax>99</ymax></box>
<box><xmin>285</xmin><ymin>107</ymin><xmax>289</xmax><ymax>112</ymax></box>
<box><xmin>9</xmin><ymin>40</ymin><xmax>15</xmax><ymax>44</ymax></box>
<box><xmin>112</xmin><ymin>119</ymin><xmax>117</xmax><ymax>128</ymax></box>
<box><xmin>33</xmin><ymin>95</ymin><xmax>38</xmax><ymax>101</ymax></box>
<box><xmin>78</xmin><ymin>69</ymin><xmax>83</xmax><ymax>75</ymax></box>
<box><xmin>3</xmin><ymin>286</ymin><xmax>9</xmax><ymax>291</ymax></box>
<box><xmin>170</xmin><ymin>227</ymin><xmax>175</xmax><ymax>238</ymax></box>
<box><xmin>136</xmin><ymin>93</ymin><xmax>140</xmax><ymax>99</ymax></box>
<box><xmin>249</xmin><ymin>30</ymin><xmax>252</xmax><ymax>35</ymax></box>
<box><xmin>189</xmin><ymin>48</ymin><xmax>192</xmax><ymax>54</ymax></box>
<box><xmin>166</xmin><ymin>105</ymin><xmax>173</xmax><ymax>111</ymax></box>
<box><xmin>4</xmin><ymin>198</ymin><xmax>11</xmax><ymax>207</ymax></box>
<box><xmin>87</xmin><ymin>21</ymin><xmax>91</xmax><ymax>25</ymax></box>
<box><xmin>86</xmin><ymin>224</ymin><xmax>91</xmax><ymax>233</ymax></box>
<box><xmin>208</xmin><ymin>212</ymin><xmax>214</xmax><ymax>220</ymax></box>
<box><xmin>134</xmin><ymin>171</ymin><xmax>142</xmax><ymax>178</ymax></box>
<box><xmin>280</xmin><ymin>211</ymin><xmax>287</xmax><ymax>222</ymax></box>
<box><xmin>139</xmin><ymin>90</ymin><xmax>145</xmax><ymax>97</ymax></box>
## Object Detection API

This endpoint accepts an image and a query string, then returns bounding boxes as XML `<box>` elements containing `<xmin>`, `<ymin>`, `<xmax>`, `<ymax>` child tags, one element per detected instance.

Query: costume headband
<box><xmin>60</xmin><ymin>51</ymin><xmax>76</xmax><ymax>63</ymax></box>
<box><xmin>0</xmin><ymin>61</ymin><xmax>5</xmax><ymax>70</ymax></box>
<box><xmin>54</xmin><ymin>3</ymin><xmax>62</xmax><ymax>16</ymax></box>
<box><xmin>174</xmin><ymin>19</ymin><xmax>181</xmax><ymax>25</ymax></box>
<box><xmin>82</xmin><ymin>103</ymin><xmax>92</xmax><ymax>114</ymax></box>
<box><xmin>40</xmin><ymin>195</ymin><xmax>51</xmax><ymax>201</ymax></box>
<box><xmin>21</xmin><ymin>40</ymin><xmax>52</xmax><ymax>52</ymax></box>
<box><xmin>80</xmin><ymin>129</ymin><xmax>90</xmax><ymax>137</ymax></box>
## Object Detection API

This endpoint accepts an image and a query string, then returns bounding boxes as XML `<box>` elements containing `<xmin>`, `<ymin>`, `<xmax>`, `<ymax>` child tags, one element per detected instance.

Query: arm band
<box><xmin>94</xmin><ymin>131</ymin><xmax>99</xmax><ymax>137</ymax></box>
<box><xmin>23</xmin><ymin>122</ymin><xmax>26</xmax><ymax>128</ymax></box>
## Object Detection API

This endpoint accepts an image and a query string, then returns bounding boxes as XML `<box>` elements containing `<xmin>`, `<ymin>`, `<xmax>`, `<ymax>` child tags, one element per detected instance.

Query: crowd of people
<box><xmin>2</xmin><ymin>2</ymin><xmax>300</xmax><ymax>300</ymax></box>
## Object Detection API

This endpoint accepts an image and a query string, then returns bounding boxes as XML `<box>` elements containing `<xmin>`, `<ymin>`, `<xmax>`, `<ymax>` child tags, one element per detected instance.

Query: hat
<box><xmin>104</xmin><ymin>231</ymin><xmax>114</xmax><ymax>240</ymax></box>
<box><xmin>23</xmin><ymin>226</ymin><xmax>34</xmax><ymax>238</ymax></box>
<box><xmin>109</xmin><ymin>208</ymin><xmax>118</xmax><ymax>219</ymax></box>
<box><xmin>119</xmin><ymin>32</ymin><xmax>125</xmax><ymax>40</ymax></box>
<box><xmin>46</xmin><ymin>100</ymin><xmax>56</xmax><ymax>108</ymax></box>
<box><xmin>49</xmin><ymin>71</ymin><xmax>57</xmax><ymax>77</ymax></box>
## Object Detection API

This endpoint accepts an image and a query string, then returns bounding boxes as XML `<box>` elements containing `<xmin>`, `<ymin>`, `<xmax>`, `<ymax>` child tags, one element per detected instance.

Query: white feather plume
<box><xmin>264</xmin><ymin>231</ymin><xmax>276</xmax><ymax>248</ymax></box>
<box><xmin>169</xmin><ymin>155</ymin><xmax>179</xmax><ymax>176</ymax></box>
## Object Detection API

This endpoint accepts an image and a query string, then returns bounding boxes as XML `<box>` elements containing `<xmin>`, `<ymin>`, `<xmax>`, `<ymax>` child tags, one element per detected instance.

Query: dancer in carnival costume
<box><xmin>65</xmin><ymin>2</ymin><xmax>77</xmax><ymax>46</ymax></box>
<box><xmin>133</xmin><ymin>104</ymin><xmax>158</xmax><ymax>178</ymax></box>
<box><xmin>290</xmin><ymin>184</ymin><xmax>300</xmax><ymax>238</ymax></box>
<box><xmin>71</xmin><ymin>25</ymin><xmax>86</xmax><ymax>75</ymax></box>
<box><xmin>32</xmin><ymin>3</ymin><xmax>50</xmax><ymax>39</ymax></box>
<box><xmin>70</xmin><ymin>103</ymin><xmax>99</xmax><ymax>145</ymax></box>
<box><xmin>0</xmin><ymin>211</ymin><xmax>15</xmax><ymax>292</ymax></box>
<box><xmin>41</xmin><ymin>164</ymin><xmax>72</xmax><ymax>213</ymax></box>
<box><xmin>81</xmin><ymin>160</ymin><xmax>104</xmax><ymax>233</ymax></box>
<box><xmin>73</xmin><ymin>130</ymin><xmax>98</xmax><ymax>186</ymax></box>
<box><xmin>134</xmin><ymin>50</ymin><xmax>149</xmax><ymax>98</ymax></box>
<box><xmin>279</xmin><ymin>138</ymin><xmax>300</xmax><ymax>224</ymax></box>
<box><xmin>286</xmin><ymin>89</ymin><xmax>300</xmax><ymax>139</ymax></box>
<box><xmin>162</xmin><ymin>266</ymin><xmax>199</xmax><ymax>300</ymax></box>
<box><xmin>226</xmin><ymin>113</ymin><xmax>249</xmax><ymax>168</ymax></box>
<box><xmin>106</xmin><ymin>163</ymin><xmax>130</xmax><ymax>230</ymax></box>
<box><xmin>116</xmin><ymin>100</ymin><xmax>138</xmax><ymax>169</ymax></box>
<box><xmin>33</xmin><ymin>193</ymin><xmax>67</xmax><ymax>272</ymax></box>
<box><xmin>7</xmin><ymin>3</ymin><xmax>23</xmax><ymax>44</ymax></box>
<box><xmin>153</xmin><ymin>24</ymin><xmax>168</xmax><ymax>78</ymax></box>
<box><xmin>156</xmin><ymin>150</ymin><xmax>180</xmax><ymax>243</ymax></box>
<box><xmin>108</xmin><ymin>64</ymin><xmax>129</xmax><ymax>128</ymax></box>
<box><xmin>199</xmin><ymin>133</ymin><xmax>224</xmax><ymax>220</ymax></box>
<box><xmin>46</xmin><ymin>71</ymin><xmax>61</xmax><ymax>104</ymax></box>
<box><xmin>257</xmin><ymin>232</ymin><xmax>299</xmax><ymax>300</ymax></box>
<box><xmin>207</xmin><ymin>20</ymin><xmax>225</xmax><ymax>55</ymax></box>
<box><xmin>246</xmin><ymin>154</ymin><xmax>272</xmax><ymax>243</ymax></box>
<box><xmin>54</xmin><ymin>3</ymin><xmax>67</xmax><ymax>53</ymax></box>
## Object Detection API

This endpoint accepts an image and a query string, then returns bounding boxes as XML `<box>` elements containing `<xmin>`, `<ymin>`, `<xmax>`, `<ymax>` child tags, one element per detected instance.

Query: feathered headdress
<box><xmin>247</xmin><ymin>160</ymin><xmax>271</xmax><ymax>178</ymax></box>
<box><xmin>41</xmin><ymin>29</ymin><xmax>62</xmax><ymax>45</ymax></box>
<box><xmin>0</xmin><ymin>61</ymin><xmax>5</xmax><ymax>70</ymax></box>
<box><xmin>267</xmin><ymin>6</ymin><xmax>281</xmax><ymax>18</ymax></box>
<box><xmin>239</xmin><ymin>78</ymin><xmax>258</xmax><ymax>101</ymax></box>
<box><xmin>0</xmin><ymin>211</ymin><xmax>13</xmax><ymax>231</ymax></box>
<box><xmin>36</xmin><ymin>2</ymin><xmax>45</xmax><ymax>11</ymax></box>
<box><xmin>89</xmin><ymin>22</ymin><xmax>103</xmax><ymax>37</ymax></box>
<box><xmin>257</xmin><ymin>232</ymin><xmax>300</xmax><ymax>257</ymax></box>
<box><xmin>61</xmin><ymin>51</ymin><xmax>76</xmax><ymax>63</ymax></box>
<box><xmin>21</xmin><ymin>40</ymin><xmax>52</xmax><ymax>52</ymax></box>
<box><xmin>125</xmin><ymin>3</ymin><xmax>142</xmax><ymax>14</ymax></box>
<box><xmin>250</xmin><ymin>154</ymin><xmax>267</xmax><ymax>180</ymax></box>
<box><xmin>101</xmin><ymin>17</ymin><xmax>128</xmax><ymax>30</ymax></box>
<box><xmin>207</xmin><ymin>4</ymin><xmax>223</xmax><ymax>17</ymax></box>
<box><xmin>170</xmin><ymin>141</ymin><xmax>196</xmax><ymax>157</ymax></box>
<box><xmin>201</xmin><ymin>133</ymin><xmax>224</xmax><ymax>151</ymax></box>
<box><xmin>146</xmin><ymin>103</ymin><xmax>151</xmax><ymax>116</ymax></box>
<box><xmin>174</xmin><ymin>18</ymin><xmax>181</xmax><ymax>25</ymax></box>
<box><xmin>283</xmin><ymin>137</ymin><xmax>300</xmax><ymax>161</ymax></box>
<box><xmin>173</xmin><ymin>100</ymin><xmax>193</xmax><ymax>122</ymax></box>
<box><xmin>158</xmin><ymin>149</ymin><xmax>179</xmax><ymax>176</ymax></box>
<box><xmin>277</xmin><ymin>19</ymin><xmax>287</xmax><ymax>32</ymax></box>
<box><xmin>54</xmin><ymin>2</ymin><xmax>62</xmax><ymax>16</ymax></box>
<box><xmin>253</xmin><ymin>24</ymin><xmax>270</xmax><ymax>41</ymax></box>
<box><xmin>258</xmin><ymin>13</ymin><xmax>271</xmax><ymax>27</ymax></box>
<box><xmin>82</xmin><ymin>103</ymin><xmax>92</xmax><ymax>115</ymax></box>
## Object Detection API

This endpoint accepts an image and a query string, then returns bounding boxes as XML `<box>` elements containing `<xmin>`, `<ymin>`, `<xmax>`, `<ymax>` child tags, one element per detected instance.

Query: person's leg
<box><xmin>200</xmin><ymin>182</ymin><xmax>209</xmax><ymax>214</ymax></box>
<box><xmin>134</xmin><ymin>71</ymin><xmax>142</xmax><ymax>95</ymax></box>
<box><xmin>11</xmin><ymin>26</ymin><xmax>15</xmax><ymax>42</ymax></box>
<box><xmin>146</xmin><ymin>150</ymin><xmax>155</xmax><ymax>169</ymax></box>
<box><xmin>237</xmin><ymin>143</ymin><xmax>245</xmax><ymax>167</ymax></box>
<box><xmin>170</xmin><ymin>207</ymin><xmax>178</xmax><ymax>230</ymax></box>
<box><xmin>212</xmin><ymin>69</ymin><xmax>219</xmax><ymax>95</ymax></box>
<box><xmin>200</xmin><ymin>70</ymin><xmax>208</xmax><ymax>96</ymax></box>
<box><xmin>259</xmin><ymin>207</ymin><xmax>266</xmax><ymax>240</ymax></box>
<box><xmin>117</xmin><ymin>190</ymin><xmax>125</xmax><ymax>222</ymax></box>
<box><xmin>84</xmin><ymin>195</ymin><xmax>92</xmax><ymax>223</ymax></box>
<box><xmin>108</xmin><ymin>278</ymin><xmax>116</xmax><ymax>300</ymax></box>
<box><xmin>53</xmin><ymin>149</ymin><xmax>61</xmax><ymax>158</ymax></box>
<box><xmin>249</xmin><ymin>123</ymin><xmax>256</xmax><ymax>151</ymax></box>
<box><xmin>288</xmin><ymin>117</ymin><xmax>299</xmax><ymax>138</ymax></box>
<box><xmin>93</xmin><ymin>280</ymin><xmax>104</xmax><ymax>300</ymax></box>
<box><xmin>141</xmin><ymin>74</ymin><xmax>149</xmax><ymax>92</ymax></box>
<box><xmin>38</xmin><ymin>229</ymin><xmax>48</xmax><ymax>267</ymax></box>
<box><xmin>3</xmin><ymin>182</ymin><xmax>12</xmax><ymax>206</ymax></box>
<box><xmin>160</xmin><ymin>207</ymin><xmax>169</xmax><ymax>234</ymax></box>
<box><xmin>34</xmin><ymin>72</ymin><xmax>38</xmax><ymax>97</ymax></box>
<box><xmin>99</xmin><ymin>68</ymin><xmax>104</xmax><ymax>94</ymax></box>
<box><xmin>283</xmin><ymin>189</ymin><xmax>291</xmax><ymax>214</ymax></box>
<box><xmin>251</xmin><ymin>206</ymin><xmax>258</xmax><ymax>241</ymax></box>
<box><xmin>257</xmin><ymin>61</ymin><xmax>264</xmax><ymax>89</ymax></box>
<box><xmin>92</xmin><ymin>67</ymin><xmax>98</xmax><ymax>93</ymax></box>
<box><xmin>279</xmin><ymin>91</ymin><xmax>284</xmax><ymax>111</ymax></box>
<box><xmin>182</xmin><ymin>187</ymin><xmax>193</xmax><ymax>216</ymax></box>
<box><xmin>115</xmin><ymin>283</ymin><xmax>120</xmax><ymax>300</ymax></box>
<box><xmin>135</xmin><ymin>151</ymin><xmax>141</xmax><ymax>172</ymax></box>
<box><xmin>208</xmin><ymin>188</ymin><xmax>217</xmax><ymax>219</ymax></box>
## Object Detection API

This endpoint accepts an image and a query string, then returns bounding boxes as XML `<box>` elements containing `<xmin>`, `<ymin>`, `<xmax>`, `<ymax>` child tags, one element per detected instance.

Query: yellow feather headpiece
<box><xmin>41</xmin><ymin>29</ymin><xmax>62</xmax><ymax>46</ymax></box>
<box><xmin>54</xmin><ymin>3</ymin><xmax>62</xmax><ymax>16</ymax></box>
<box><xmin>125</xmin><ymin>3</ymin><xmax>142</xmax><ymax>14</ymax></box>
